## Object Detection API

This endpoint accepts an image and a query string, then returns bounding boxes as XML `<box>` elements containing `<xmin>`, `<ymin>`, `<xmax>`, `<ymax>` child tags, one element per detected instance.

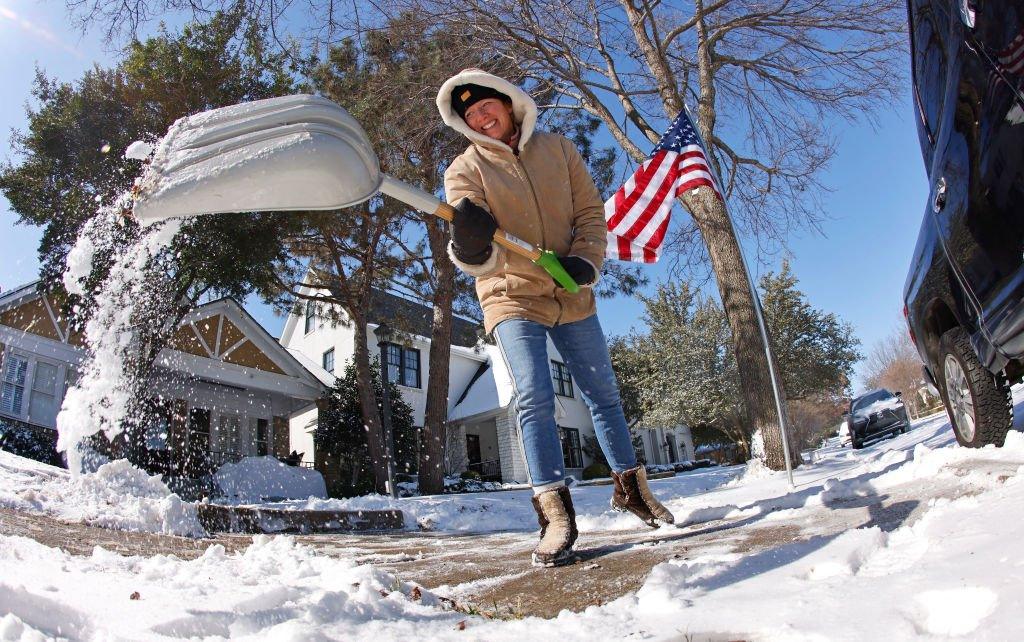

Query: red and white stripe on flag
<box><xmin>604</xmin><ymin>143</ymin><xmax>721</xmax><ymax>263</ymax></box>
<box><xmin>998</xmin><ymin>29</ymin><xmax>1024</xmax><ymax>75</ymax></box>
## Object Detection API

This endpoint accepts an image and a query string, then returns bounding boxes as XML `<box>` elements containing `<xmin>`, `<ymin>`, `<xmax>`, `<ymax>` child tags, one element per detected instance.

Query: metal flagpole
<box><xmin>683</xmin><ymin>104</ymin><xmax>795</xmax><ymax>488</ymax></box>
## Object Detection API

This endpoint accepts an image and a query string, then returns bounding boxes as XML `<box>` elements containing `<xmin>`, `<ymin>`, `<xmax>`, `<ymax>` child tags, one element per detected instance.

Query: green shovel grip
<box><xmin>535</xmin><ymin>250</ymin><xmax>580</xmax><ymax>293</ymax></box>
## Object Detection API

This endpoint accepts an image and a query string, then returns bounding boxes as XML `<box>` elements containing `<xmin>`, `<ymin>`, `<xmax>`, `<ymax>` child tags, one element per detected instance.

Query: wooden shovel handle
<box><xmin>434</xmin><ymin>202</ymin><xmax>542</xmax><ymax>262</ymax></box>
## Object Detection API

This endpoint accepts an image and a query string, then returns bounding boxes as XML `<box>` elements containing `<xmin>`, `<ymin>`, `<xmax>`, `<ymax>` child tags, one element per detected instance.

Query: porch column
<box><xmin>495</xmin><ymin>409</ymin><xmax>529</xmax><ymax>484</ymax></box>
<box><xmin>271</xmin><ymin>416</ymin><xmax>290</xmax><ymax>459</ymax></box>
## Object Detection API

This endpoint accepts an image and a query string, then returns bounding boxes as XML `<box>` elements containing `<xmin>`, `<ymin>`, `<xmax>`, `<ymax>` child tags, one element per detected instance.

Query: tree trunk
<box><xmin>685</xmin><ymin>1</ymin><xmax>796</xmax><ymax>470</ymax></box>
<box><xmin>419</xmin><ymin>217</ymin><xmax>456</xmax><ymax>495</ymax></box>
<box><xmin>351</xmin><ymin>310</ymin><xmax>391</xmax><ymax>494</ymax></box>
<box><xmin>682</xmin><ymin>188</ymin><xmax>797</xmax><ymax>470</ymax></box>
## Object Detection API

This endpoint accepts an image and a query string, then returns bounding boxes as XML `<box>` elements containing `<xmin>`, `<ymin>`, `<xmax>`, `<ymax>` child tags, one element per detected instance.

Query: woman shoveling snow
<box><xmin>436</xmin><ymin>69</ymin><xmax>675</xmax><ymax>567</ymax></box>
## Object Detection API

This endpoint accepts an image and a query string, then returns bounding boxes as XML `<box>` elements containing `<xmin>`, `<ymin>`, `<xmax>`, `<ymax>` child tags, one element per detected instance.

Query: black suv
<box><xmin>903</xmin><ymin>0</ymin><xmax>1023</xmax><ymax>448</ymax></box>
<box><xmin>846</xmin><ymin>389</ymin><xmax>911</xmax><ymax>449</ymax></box>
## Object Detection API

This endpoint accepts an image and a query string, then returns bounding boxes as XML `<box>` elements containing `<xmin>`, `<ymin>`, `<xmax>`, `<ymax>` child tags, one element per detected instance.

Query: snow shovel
<box><xmin>132</xmin><ymin>94</ymin><xmax>580</xmax><ymax>293</ymax></box>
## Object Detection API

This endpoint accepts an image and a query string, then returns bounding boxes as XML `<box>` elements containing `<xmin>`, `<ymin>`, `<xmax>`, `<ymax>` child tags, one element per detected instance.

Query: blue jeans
<box><xmin>493</xmin><ymin>314</ymin><xmax>638</xmax><ymax>486</ymax></box>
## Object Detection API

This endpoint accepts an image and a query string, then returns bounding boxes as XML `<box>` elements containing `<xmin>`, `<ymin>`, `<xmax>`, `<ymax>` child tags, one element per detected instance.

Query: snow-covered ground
<box><xmin>3</xmin><ymin>402</ymin><xmax>1024</xmax><ymax>640</ymax></box>
<box><xmin>0</xmin><ymin>455</ymin><xmax>204</xmax><ymax>537</ymax></box>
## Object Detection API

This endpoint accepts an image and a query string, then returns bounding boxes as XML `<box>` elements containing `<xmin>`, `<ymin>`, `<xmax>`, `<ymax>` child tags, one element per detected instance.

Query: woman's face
<box><xmin>464</xmin><ymin>98</ymin><xmax>515</xmax><ymax>143</ymax></box>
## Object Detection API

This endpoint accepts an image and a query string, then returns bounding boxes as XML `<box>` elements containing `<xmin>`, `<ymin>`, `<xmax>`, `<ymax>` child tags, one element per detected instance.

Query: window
<box><xmin>384</xmin><ymin>343</ymin><xmax>421</xmax><ymax>388</ymax></box>
<box><xmin>28</xmin><ymin>361</ymin><xmax>59</xmax><ymax>426</ymax></box>
<box><xmin>322</xmin><ymin>348</ymin><xmax>335</xmax><ymax>373</ymax></box>
<box><xmin>560</xmin><ymin>426</ymin><xmax>583</xmax><ymax>469</ymax></box>
<box><xmin>0</xmin><ymin>354</ymin><xmax>28</xmax><ymax>416</ymax></box>
<box><xmin>551</xmin><ymin>360</ymin><xmax>573</xmax><ymax>397</ymax></box>
<box><xmin>908</xmin><ymin>1</ymin><xmax>950</xmax><ymax>148</ymax></box>
<box><xmin>256</xmin><ymin>418</ymin><xmax>269</xmax><ymax>456</ymax></box>
<box><xmin>304</xmin><ymin>301</ymin><xmax>316</xmax><ymax>334</ymax></box>
<box><xmin>216</xmin><ymin>414</ymin><xmax>242</xmax><ymax>454</ymax></box>
<box><xmin>64</xmin><ymin>368</ymin><xmax>80</xmax><ymax>401</ymax></box>
<box><xmin>188</xmin><ymin>407</ymin><xmax>211</xmax><ymax>451</ymax></box>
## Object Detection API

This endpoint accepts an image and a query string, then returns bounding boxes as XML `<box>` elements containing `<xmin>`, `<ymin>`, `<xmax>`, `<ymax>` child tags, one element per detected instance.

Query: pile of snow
<box><xmin>4</xmin><ymin>398</ymin><xmax>1024</xmax><ymax>639</ymax></box>
<box><xmin>214</xmin><ymin>457</ymin><xmax>326</xmax><ymax>502</ymax></box>
<box><xmin>0</xmin><ymin>451</ymin><xmax>204</xmax><ymax>537</ymax></box>
<box><xmin>0</xmin><ymin>535</ymin><xmax>467</xmax><ymax>641</ymax></box>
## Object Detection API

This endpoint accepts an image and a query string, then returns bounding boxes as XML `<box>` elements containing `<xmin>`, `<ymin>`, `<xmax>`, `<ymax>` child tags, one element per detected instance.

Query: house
<box><xmin>279</xmin><ymin>286</ymin><xmax>487</xmax><ymax>473</ymax></box>
<box><xmin>634</xmin><ymin>425</ymin><xmax>697</xmax><ymax>467</ymax></box>
<box><xmin>280</xmin><ymin>287</ymin><xmax>694</xmax><ymax>484</ymax></box>
<box><xmin>0</xmin><ymin>282</ymin><xmax>326</xmax><ymax>476</ymax></box>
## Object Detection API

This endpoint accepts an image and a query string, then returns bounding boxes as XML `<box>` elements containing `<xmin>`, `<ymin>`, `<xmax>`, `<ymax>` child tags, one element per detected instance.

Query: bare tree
<box><xmin>863</xmin><ymin>325</ymin><xmax>939</xmax><ymax>419</ymax></box>
<box><xmin>274</xmin><ymin>205</ymin><xmax>406</xmax><ymax>495</ymax></box>
<box><xmin>386</xmin><ymin>0</ymin><xmax>905</xmax><ymax>469</ymax></box>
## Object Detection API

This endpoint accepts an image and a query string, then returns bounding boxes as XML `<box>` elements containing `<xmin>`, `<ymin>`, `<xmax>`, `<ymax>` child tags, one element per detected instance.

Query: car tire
<box><xmin>937</xmin><ymin>327</ymin><xmax>1012</xmax><ymax>448</ymax></box>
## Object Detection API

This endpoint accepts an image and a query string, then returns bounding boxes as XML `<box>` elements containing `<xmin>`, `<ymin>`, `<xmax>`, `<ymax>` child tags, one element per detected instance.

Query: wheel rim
<box><xmin>944</xmin><ymin>354</ymin><xmax>976</xmax><ymax>442</ymax></box>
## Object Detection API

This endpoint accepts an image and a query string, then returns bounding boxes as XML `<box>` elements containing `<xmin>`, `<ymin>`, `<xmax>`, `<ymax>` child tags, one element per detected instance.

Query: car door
<box><xmin>929</xmin><ymin>0</ymin><xmax>1024</xmax><ymax>358</ymax></box>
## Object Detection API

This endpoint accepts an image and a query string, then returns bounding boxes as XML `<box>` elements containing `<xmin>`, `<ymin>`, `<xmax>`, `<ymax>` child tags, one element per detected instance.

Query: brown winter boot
<box><xmin>530</xmin><ymin>486</ymin><xmax>579</xmax><ymax>567</ymax></box>
<box><xmin>610</xmin><ymin>466</ymin><xmax>675</xmax><ymax>528</ymax></box>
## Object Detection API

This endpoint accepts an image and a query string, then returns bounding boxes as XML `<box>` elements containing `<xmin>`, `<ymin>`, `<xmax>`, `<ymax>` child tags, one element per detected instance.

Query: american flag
<box><xmin>604</xmin><ymin>109</ymin><xmax>721</xmax><ymax>263</ymax></box>
<box><xmin>987</xmin><ymin>27</ymin><xmax>1024</xmax><ymax>96</ymax></box>
<box><xmin>997</xmin><ymin>29</ymin><xmax>1024</xmax><ymax>76</ymax></box>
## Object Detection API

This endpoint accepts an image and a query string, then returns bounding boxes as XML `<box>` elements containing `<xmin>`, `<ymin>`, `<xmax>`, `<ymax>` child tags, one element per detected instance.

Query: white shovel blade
<box><xmin>162</xmin><ymin>94</ymin><xmax>369</xmax><ymax>153</ymax></box>
<box><xmin>133</xmin><ymin>95</ymin><xmax>382</xmax><ymax>223</ymax></box>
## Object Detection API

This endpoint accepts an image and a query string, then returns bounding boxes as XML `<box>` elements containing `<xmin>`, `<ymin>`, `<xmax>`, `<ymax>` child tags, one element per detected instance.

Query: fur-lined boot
<box><xmin>610</xmin><ymin>466</ymin><xmax>675</xmax><ymax>528</ymax></box>
<box><xmin>530</xmin><ymin>486</ymin><xmax>578</xmax><ymax>567</ymax></box>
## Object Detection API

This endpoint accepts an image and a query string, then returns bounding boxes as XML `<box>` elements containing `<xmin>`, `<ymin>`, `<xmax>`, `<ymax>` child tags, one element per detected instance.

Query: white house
<box><xmin>279</xmin><ymin>287</ymin><xmax>695</xmax><ymax>483</ymax></box>
<box><xmin>0</xmin><ymin>282</ymin><xmax>325</xmax><ymax>475</ymax></box>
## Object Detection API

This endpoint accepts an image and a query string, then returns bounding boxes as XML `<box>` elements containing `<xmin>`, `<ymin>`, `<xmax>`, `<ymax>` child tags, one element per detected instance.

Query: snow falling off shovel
<box><xmin>132</xmin><ymin>94</ymin><xmax>579</xmax><ymax>292</ymax></box>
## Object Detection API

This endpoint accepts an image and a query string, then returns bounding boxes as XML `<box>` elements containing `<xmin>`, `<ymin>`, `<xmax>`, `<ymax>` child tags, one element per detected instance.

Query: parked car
<box><xmin>845</xmin><ymin>389</ymin><xmax>911</xmax><ymax>449</ymax></box>
<box><xmin>903</xmin><ymin>0</ymin><xmax>1024</xmax><ymax>448</ymax></box>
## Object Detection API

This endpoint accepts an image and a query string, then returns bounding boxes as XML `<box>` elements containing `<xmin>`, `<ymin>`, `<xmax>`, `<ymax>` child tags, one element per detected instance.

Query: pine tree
<box><xmin>0</xmin><ymin>9</ymin><xmax>296</xmax><ymax>465</ymax></box>
<box><xmin>611</xmin><ymin>266</ymin><xmax>860</xmax><ymax>459</ymax></box>
<box><xmin>316</xmin><ymin>361</ymin><xmax>417</xmax><ymax>497</ymax></box>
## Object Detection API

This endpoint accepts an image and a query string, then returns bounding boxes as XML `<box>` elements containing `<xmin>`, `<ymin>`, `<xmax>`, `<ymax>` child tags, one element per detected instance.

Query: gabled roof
<box><xmin>447</xmin><ymin>343</ymin><xmax>572</xmax><ymax>424</ymax></box>
<box><xmin>0</xmin><ymin>282</ymin><xmax>41</xmax><ymax>308</ymax></box>
<box><xmin>286</xmin><ymin>347</ymin><xmax>337</xmax><ymax>387</ymax></box>
<box><xmin>448</xmin><ymin>366</ymin><xmax>502</xmax><ymax>421</ymax></box>
<box><xmin>279</xmin><ymin>282</ymin><xmax>483</xmax><ymax>348</ymax></box>
<box><xmin>1</xmin><ymin>282</ymin><xmax>325</xmax><ymax>400</ymax></box>
<box><xmin>168</xmin><ymin>297</ymin><xmax>326</xmax><ymax>398</ymax></box>
<box><xmin>367</xmin><ymin>291</ymin><xmax>482</xmax><ymax>348</ymax></box>
<box><xmin>0</xmin><ymin>281</ymin><xmax>83</xmax><ymax>347</ymax></box>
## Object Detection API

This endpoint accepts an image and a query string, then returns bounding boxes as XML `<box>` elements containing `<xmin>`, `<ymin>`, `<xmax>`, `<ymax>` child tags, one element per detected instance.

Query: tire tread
<box><xmin>939</xmin><ymin>327</ymin><xmax>1012</xmax><ymax>447</ymax></box>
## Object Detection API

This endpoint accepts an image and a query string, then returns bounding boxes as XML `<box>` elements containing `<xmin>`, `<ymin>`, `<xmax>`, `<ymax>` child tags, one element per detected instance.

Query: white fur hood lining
<box><xmin>436</xmin><ymin>69</ymin><xmax>538</xmax><ymax>153</ymax></box>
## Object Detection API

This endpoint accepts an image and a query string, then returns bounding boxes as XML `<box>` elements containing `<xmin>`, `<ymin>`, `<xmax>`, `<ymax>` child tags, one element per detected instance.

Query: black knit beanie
<box><xmin>451</xmin><ymin>83</ymin><xmax>511</xmax><ymax>119</ymax></box>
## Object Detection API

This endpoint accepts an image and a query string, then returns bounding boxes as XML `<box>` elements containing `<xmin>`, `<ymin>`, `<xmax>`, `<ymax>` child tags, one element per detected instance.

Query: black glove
<box><xmin>556</xmin><ymin>256</ymin><xmax>597</xmax><ymax>288</ymax></box>
<box><xmin>450</xmin><ymin>199</ymin><xmax>498</xmax><ymax>265</ymax></box>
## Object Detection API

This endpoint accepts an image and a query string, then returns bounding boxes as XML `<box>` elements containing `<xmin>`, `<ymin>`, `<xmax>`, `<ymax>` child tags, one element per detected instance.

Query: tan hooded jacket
<box><xmin>437</xmin><ymin>69</ymin><xmax>607</xmax><ymax>334</ymax></box>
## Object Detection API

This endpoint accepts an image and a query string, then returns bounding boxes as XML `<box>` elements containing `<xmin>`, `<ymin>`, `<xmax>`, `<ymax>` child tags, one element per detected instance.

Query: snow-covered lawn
<box><xmin>3</xmin><ymin>401</ymin><xmax>1024</xmax><ymax>640</ymax></box>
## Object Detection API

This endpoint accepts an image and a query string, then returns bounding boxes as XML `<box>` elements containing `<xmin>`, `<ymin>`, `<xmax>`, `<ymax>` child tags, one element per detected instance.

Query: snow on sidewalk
<box><xmin>0</xmin><ymin>454</ymin><xmax>204</xmax><ymax>537</ymax></box>
<box><xmin>3</xmin><ymin>408</ymin><xmax>1024</xmax><ymax>639</ymax></box>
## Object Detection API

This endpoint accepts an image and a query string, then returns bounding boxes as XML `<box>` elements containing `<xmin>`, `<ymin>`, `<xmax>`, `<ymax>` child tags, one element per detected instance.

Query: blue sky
<box><xmin>0</xmin><ymin>0</ymin><xmax>927</xmax><ymax>392</ymax></box>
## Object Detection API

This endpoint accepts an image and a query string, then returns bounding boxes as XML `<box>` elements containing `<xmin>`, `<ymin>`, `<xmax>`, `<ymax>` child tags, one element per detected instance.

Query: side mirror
<box><xmin>959</xmin><ymin>0</ymin><xmax>976</xmax><ymax>29</ymax></box>
<box><xmin>895</xmin><ymin>391</ymin><xmax>903</xmax><ymax>397</ymax></box>
<box><xmin>841</xmin><ymin>410</ymin><xmax>849</xmax><ymax>417</ymax></box>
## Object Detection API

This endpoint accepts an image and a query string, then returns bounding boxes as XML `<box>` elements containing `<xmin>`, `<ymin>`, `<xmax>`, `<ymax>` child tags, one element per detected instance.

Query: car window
<box><xmin>852</xmin><ymin>390</ymin><xmax>893</xmax><ymax>412</ymax></box>
<box><xmin>909</xmin><ymin>0</ymin><xmax>951</xmax><ymax>150</ymax></box>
